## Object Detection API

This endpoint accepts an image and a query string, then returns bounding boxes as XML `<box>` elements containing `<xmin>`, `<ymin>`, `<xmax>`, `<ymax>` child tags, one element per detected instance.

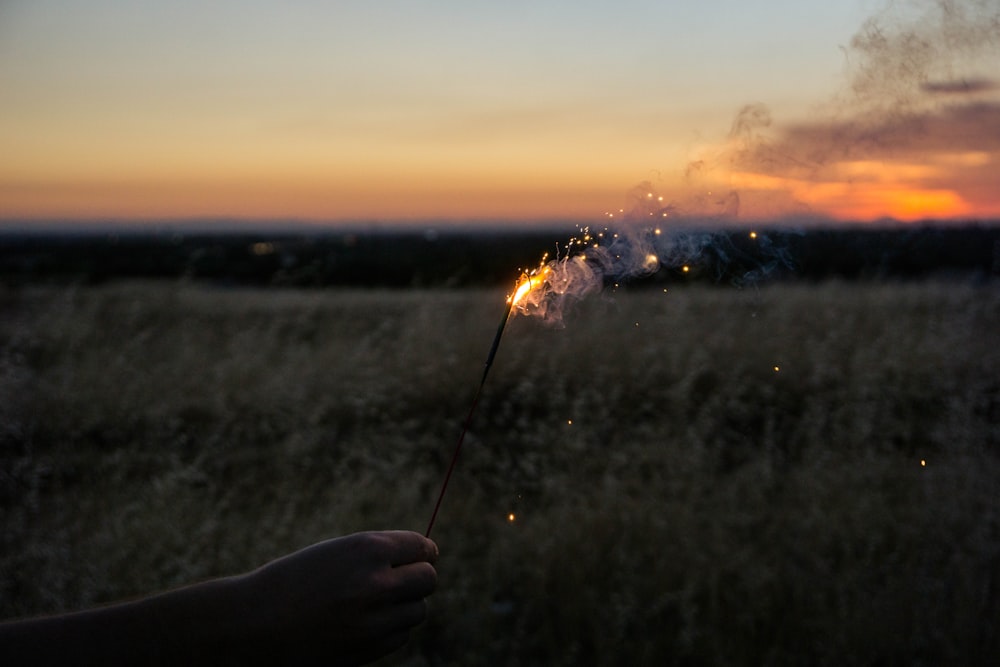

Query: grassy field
<box><xmin>1</xmin><ymin>280</ymin><xmax>998</xmax><ymax>665</ymax></box>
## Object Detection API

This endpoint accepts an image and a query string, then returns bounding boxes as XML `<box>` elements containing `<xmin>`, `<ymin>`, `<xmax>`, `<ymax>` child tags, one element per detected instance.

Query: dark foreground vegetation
<box><xmin>2</xmin><ymin>222</ymin><xmax>998</xmax><ymax>287</ymax></box>
<box><xmin>1</xmin><ymin>279</ymin><xmax>998</xmax><ymax>665</ymax></box>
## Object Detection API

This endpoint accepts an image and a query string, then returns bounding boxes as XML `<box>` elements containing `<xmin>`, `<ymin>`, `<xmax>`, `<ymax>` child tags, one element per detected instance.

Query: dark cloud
<box><xmin>921</xmin><ymin>78</ymin><xmax>998</xmax><ymax>94</ymax></box>
<box><xmin>773</xmin><ymin>101</ymin><xmax>1000</xmax><ymax>164</ymax></box>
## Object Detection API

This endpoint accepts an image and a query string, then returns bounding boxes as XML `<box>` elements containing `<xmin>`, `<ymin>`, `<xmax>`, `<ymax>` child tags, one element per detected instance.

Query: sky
<box><xmin>1</xmin><ymin>0</ymin><xmax>998</xmax><ymax>226</ymax></box>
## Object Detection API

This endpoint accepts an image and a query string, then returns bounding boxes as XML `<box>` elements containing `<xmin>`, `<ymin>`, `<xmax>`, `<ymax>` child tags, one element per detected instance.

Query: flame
<box><xmin>509</xmin><ymin>265</ymin><xmax>551</xmax><ymax>307</ymax></box>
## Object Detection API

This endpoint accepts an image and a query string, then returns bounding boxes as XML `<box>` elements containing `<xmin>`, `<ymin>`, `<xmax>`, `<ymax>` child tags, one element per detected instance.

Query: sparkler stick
<box><xmin>424</xmin><ymin>299</ymin><xmax>513</xmax><ymax>537</ymax></box>
<box><xmin>425</xmin><ymin>269</ymin><xmax>548</xmax><ymax>537</ymax></box>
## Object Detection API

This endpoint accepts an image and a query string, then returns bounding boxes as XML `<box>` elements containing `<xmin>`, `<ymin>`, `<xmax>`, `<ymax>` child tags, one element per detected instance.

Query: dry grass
<box><xmin>1</xmin><ymin>280</ymin><xmax>998</xmax><ymax>665</ymax></box>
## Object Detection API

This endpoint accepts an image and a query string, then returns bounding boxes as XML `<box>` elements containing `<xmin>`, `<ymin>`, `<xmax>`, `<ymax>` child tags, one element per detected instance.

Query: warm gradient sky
<box><xmin>1</xmin><ymin>0</ymin><xmax>998</xmax><ymax>226</ymax></box>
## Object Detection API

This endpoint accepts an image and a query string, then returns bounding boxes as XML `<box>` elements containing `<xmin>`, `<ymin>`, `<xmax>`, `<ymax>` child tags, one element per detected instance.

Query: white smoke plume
<box><xmin>512</xmin><ymin>181</ymin><xmax>794</xmax><ymax>324</ymax></box>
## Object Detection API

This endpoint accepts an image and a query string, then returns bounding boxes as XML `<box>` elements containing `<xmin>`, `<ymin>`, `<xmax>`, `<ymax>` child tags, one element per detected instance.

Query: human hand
<box><xmin>242</xmin><ymin>530</ymin><xmax>439</xmax><ymax>666</ymax></box>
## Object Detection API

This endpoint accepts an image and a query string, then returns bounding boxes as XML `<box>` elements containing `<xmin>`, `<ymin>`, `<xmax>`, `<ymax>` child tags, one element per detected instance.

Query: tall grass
<box><xmin>1</xmin><ymin>280</ymin><xmax>998</xmax><ymax>665</ymax></box>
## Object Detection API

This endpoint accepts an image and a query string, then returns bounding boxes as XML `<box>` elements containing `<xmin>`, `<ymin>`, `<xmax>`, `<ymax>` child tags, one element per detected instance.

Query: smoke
<box><xmin>846</xmin><ymin>0</ymin><xmax>1000</xmax><ymax>113</ymax></box>
<box><xmin>513</xmin><ymin>181</ymin><xmax>795</xmax><ymax>324</ymax></box>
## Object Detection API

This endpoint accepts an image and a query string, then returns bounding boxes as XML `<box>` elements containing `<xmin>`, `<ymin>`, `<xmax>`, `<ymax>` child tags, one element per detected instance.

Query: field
<box><xmin>1</xmin><ymin>279</ymin><xmax>998</xmax><ymax>665</ymax></box>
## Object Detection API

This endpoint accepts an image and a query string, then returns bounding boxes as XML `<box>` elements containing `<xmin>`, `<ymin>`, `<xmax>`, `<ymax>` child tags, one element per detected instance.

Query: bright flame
<box><xmin>510</xmin><ymin>265</ymin><xmax>551</xmax><ymax>307</ymax></box>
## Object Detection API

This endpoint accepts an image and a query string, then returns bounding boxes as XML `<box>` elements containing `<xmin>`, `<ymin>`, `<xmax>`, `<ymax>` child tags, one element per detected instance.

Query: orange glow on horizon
<box><xmin>0</xmin><ymin>175</ymin><xmax>631</xmax><ymax>222</ymax></box>
<box><xmin>729</xmin><ymin>162</ymin><xmax>984</xmax><ymax>222</ymax></box>
<box><xmin>2</xmin><ymin>148</ymin><xmax>997</xmax><ymax>224</ymax></box>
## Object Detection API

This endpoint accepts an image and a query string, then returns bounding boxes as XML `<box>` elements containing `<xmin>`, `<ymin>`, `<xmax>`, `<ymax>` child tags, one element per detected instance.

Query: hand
<box><xmin>0</xmin><ymin>530</ymin><xmax>438</xmax><ymax>667</ymax></box>
<box><xmin>244</xmin><ymin>530</ymin><xmax>439</xmax><ymax>665</ymax></box>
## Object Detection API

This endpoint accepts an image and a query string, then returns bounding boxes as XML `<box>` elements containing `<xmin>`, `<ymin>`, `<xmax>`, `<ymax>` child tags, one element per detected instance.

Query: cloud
<box><xmin>921</xmin><ymin>78</ymin><xmax>998</xmax><ymax>94</ymax></box>
<box><xmin>688</xmin><ymin>0</ymin><xmax>1000</xmax><ymax>222</ymax></box>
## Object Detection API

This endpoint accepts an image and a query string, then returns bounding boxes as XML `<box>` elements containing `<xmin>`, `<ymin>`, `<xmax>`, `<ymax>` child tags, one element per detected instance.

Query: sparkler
<box><xmin>422</xmin><ymin>203</ymin><xmax>789</xmax><ymax>536</ymax></box>
<box><xmin>424</xmin><ymin>268</ymin><xmax>549</xmax><ymax>537</ymax></box>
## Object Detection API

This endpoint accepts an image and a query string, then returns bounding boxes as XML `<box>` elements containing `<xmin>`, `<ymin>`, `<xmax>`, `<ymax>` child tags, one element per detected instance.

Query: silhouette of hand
<box><xmin>245</xmin><ymin>530</ymin><xmax>439</xmax><ymax>665</ymax></box>
<box><xmin>0</xmin><ymin>530</ymin><xmax>438</xmax><ymax>666</ymax></box>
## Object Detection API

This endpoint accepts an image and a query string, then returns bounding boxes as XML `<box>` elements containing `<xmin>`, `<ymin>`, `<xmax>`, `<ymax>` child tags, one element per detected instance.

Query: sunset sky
<box><xmin>1</xmin><ymin>0</ymin><xmax>998</xmax><ymax>226</ymax></box>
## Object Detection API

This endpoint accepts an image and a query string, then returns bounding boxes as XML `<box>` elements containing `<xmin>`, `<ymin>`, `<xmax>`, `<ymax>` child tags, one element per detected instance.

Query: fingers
<box><xmin>384</xmin><ymin>560</ymin><xmax>437</xmax><ymax>602</ymax></box>
<box><xmin>375</xmin><ymin>530</ymin><xmax>438</xmax><ymax>567</ymax></box>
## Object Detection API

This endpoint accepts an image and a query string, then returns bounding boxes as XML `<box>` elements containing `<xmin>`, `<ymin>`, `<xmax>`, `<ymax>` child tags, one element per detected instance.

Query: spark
<box><xmin>773</xmin><ymin>365</ymin><xmax>781</xmax><ymax>372</ymax></box>
<box><xmin>920</xmin><ymin>459</ymin><xmax>926</xmax><ymax>467</ymax></box>
<box><xmin>749</xmin><ymin>231</ymin><xmax>758</xmax><ymax>239</ymax></box>
<box><xmin>508</xmin><ymin>513</ymin><xmax>516</xmax><ymax>523</ymax></box>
